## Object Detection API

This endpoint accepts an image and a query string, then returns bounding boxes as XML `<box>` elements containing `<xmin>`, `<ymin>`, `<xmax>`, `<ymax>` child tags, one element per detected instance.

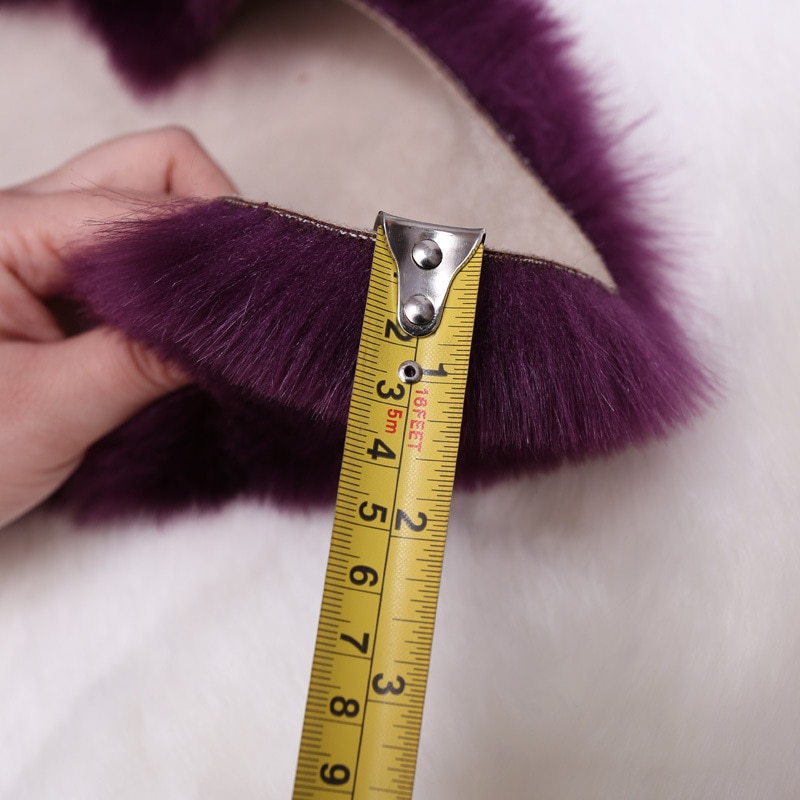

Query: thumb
<box><xmin>35</xmin><ymin>327</ymin><xmax>189</xmax><ymax>455</ymax></box>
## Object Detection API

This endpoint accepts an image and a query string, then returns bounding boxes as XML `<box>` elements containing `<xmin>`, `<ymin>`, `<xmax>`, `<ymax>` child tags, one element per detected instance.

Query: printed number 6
<box><xmin>320</xmin><ymin>763</ymin><xmax>351</xmax><ymax>786</ymax></box>
<box><xmin>349</xmin><ymin>565</ymin><xmax>379</xmax><ymax>586</ymax></box>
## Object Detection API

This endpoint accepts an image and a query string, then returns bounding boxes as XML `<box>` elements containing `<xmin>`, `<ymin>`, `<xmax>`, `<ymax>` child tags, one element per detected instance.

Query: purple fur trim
<box><xmin>58</xmin><ymin>200</ymin><xmax>705</xmax><ymax>520</ymax></box>
<box><xmin>0</xmin><ymin>0</ymin><xmax>709</xmax><ymax>518</ymax></box>
<box><xmin>71</xmin><ymin>0</ymin><xmax>240</xmax><ymax>91</ymax></box>
<box><xmin>0</xmin><ymin>0</ymin><xmax>239</xmax><ymax>91</ymax></box>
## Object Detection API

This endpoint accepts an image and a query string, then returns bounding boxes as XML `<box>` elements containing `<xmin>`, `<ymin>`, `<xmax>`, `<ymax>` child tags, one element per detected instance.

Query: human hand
<box><xmin>0</xmin><ymin>128</ymin><xmax>237</xmax><ymax>529</ymax></box>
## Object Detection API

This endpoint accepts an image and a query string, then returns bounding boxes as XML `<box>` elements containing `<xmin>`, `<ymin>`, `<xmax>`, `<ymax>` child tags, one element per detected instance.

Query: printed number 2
<box><xmin>395</xmin><ymin>509</ymin><xmax>428</xmax><ymax>532</ymax></box>
<box><xmin>385</xmin><ymin>319</ymin><xmax>412</xmax><ymax>342</ymax></box>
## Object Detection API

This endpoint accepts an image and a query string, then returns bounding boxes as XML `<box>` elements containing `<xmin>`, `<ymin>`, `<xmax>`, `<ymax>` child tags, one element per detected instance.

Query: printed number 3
<box><xmin>372</xmin><ymin>673</ymin><xmax>406</xmax><ymax>695</ymax></box>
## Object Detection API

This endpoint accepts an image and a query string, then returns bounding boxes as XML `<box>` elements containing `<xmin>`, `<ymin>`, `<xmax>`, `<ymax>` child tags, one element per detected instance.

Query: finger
<box><xmin>0</xmin><ymin>265</ymin><xmax>64</xmax><ymax>342</ymax></box>
<box><xmin>0</xmin><ymin>330</ymin><xmax>188</xmax><ymax>528</ymax></box>
<box><xmin>3</xmin><ymin>127</ymin><xmax>237</xmax><ymax>296</ymax></box>
<box><xmin>21</xmin><ymin>127</ymin><xmax>237</xmax><ymax>198</ymax></box>
<box><xmin>19</xmin><ymin>327</ymin><xmax>189</xmax><ymax>463</ymax></box>
<box><xmin>0</xmin><ymin>188</ymin><xmax>155</xmax><ymax>295</ymax></box>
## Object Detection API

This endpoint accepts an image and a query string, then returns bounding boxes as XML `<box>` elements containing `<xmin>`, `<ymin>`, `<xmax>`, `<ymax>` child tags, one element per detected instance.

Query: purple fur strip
<box><xmin>59</xmin><ymin>201</ymin><xmax>704</xmax><ymax>519</ymax></box>
<box><xmin>73</xmin><ymin>0</ymin><xmax>241</xmax><ymax>91</ymax></box>
<box><xmin>0</xmin><ymin>0</ymin><xmax>709</xmax><ymax>518</ymax></box>
<box><xmin>0</xmin><ymin>0</ymin><xmax>240</xmax><ymax>91</ymax></box>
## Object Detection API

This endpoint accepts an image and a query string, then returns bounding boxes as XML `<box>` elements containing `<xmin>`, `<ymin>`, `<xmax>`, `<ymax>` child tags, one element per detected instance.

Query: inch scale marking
<box><xmin>293</xmin><ymin>213</ymin><xmax>484</xmax><ymax>800</ymax></box>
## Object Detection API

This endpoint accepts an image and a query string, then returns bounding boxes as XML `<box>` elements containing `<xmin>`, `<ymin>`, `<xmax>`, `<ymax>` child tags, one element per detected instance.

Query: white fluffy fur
<box><xmin>1</xmin><ymin>0</ymin><xmax>799</xmax><ymax>797</ymax></box>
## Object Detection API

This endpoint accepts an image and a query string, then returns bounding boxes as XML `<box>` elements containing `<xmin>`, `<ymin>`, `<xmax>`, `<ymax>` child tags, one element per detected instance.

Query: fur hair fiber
<box><xmin>7</xmin><ymin>0</ymin><xmax>707</xmax><ymax>519</ymax></box>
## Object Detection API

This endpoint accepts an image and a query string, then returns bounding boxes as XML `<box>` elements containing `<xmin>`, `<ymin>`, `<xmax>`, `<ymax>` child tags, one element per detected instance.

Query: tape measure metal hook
<box><xmin>383</xmin><ymin>213</ymin><xmax>484</xmax><ymax>337</ymax></box>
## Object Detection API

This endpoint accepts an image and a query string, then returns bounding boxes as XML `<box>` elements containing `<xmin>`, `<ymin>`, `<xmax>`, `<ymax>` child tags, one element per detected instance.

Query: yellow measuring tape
<box><xmin>292</xmin><ymin>212</ymin><xmax>484</xmax><ymax>799</ymax></box>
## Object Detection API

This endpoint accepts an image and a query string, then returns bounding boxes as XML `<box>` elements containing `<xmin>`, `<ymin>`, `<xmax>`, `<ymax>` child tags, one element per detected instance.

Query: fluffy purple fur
<box><xmin>0</xmin><ymin>0</ymin><xmax>239</xmax><ymax>91</ymax></box>
<box><xmin>59</xmin><ymin>201</ymin><xmax>703</xmax><ymax>519</ymax></box>
<box><xmin>0</xmin><ymin>0</ymin><xmax>708</xmax><ymax>518</ymax></box>
<box><xmin>77</xmin><ymin>0</ymin><xmax>240</xmax><ymax>91</ymax></box>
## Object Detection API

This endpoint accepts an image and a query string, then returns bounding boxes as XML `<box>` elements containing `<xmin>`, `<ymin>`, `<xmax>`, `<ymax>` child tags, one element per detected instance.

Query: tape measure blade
<box><xmin>293</xmin><ymin>225</ymin><xmax>483</xmax><ymax>800</ymax></box>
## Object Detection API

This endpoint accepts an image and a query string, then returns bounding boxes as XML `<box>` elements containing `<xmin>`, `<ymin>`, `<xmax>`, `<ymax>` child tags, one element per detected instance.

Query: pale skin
<box><xmin>0</xmin><ymin>128</ymin><xmax>237</xmax><ymax>529</ymax></box>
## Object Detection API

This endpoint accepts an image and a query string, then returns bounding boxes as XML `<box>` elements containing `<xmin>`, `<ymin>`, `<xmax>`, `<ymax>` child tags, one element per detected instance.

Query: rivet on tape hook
<box><xmin>378</xmin><ymin>211</ymin><xmax>485</xmax><ymax>337</ymax></box>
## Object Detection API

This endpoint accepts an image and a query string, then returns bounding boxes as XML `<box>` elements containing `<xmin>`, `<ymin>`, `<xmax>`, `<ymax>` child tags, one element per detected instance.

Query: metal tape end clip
<box><xmin>377</xmin><ymin>211</ymin><xmax>484</xmax><ymax>337</ymax></box>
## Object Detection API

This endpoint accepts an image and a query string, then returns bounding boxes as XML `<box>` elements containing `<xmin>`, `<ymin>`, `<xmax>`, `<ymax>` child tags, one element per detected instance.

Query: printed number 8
<box><xmin>330</xmin><ymin>696</ymin><xmax>360</xmax><ymax>717</ymax></box>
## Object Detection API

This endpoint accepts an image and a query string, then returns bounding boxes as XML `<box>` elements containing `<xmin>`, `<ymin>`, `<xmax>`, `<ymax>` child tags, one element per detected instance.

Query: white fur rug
<box><xmin>1</xmin><ymin>1</ymin><xmax>798</xmax><ymax>797</ymax></box>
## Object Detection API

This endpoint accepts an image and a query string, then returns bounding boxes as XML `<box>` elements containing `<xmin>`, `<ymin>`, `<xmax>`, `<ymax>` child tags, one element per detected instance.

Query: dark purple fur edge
<box><xmin>0</xmin><ymin>0</ymin><xmax>240</xmax><ymax>91</ymax></box>
<box><xmin>0</xmin><ymin>0</ymin><xmax>709</xmax><ymax>519</ymax></box>
<box><xmin>58</xmin><ymin>200</ymin><xmax>704</xmax><ymax>519</ymax></box>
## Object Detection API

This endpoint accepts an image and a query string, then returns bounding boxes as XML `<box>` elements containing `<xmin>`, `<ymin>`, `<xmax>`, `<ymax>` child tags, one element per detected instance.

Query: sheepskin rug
<box><xmin>0</xmin><ymin>0</ymin><xmax>798</xmax><ymax>797</ymax></box>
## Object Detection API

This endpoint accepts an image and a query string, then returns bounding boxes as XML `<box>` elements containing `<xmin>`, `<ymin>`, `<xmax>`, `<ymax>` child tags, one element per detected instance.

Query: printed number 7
<box><xmin>340</xmin><ymin>632</ymin><xmax>370</xmax><ymax>654</ymax></box>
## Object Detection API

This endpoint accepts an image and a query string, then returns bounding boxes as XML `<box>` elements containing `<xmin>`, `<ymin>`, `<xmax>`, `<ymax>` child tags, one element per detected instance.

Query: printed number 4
<box><xmin>367</xmin><ymin>438</ymin><xmax>396</xmax><ymax>461</ymax></box>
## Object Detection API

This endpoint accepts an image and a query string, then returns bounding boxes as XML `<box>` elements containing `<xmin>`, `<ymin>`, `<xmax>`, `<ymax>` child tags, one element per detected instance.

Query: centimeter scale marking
<box><xmin>292</xmin><ymin>219</ymin><xmax>484</xmax><ymax>800</ymax></box>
